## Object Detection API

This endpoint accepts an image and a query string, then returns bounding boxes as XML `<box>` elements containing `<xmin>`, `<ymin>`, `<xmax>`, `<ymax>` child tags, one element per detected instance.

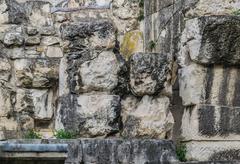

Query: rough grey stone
<box><xmin>25</xmin><ymin>36</ymin><xmax>40</xmax><ymax>46</ymax></box>
<box><xmin>3</xmin><ymin>32</ymin><xmax>24</xmax><ymax>47</ymax></box>
<box><xmin>130</xmin><ymin>52</ymin><xmax>171</xmax><ymax>96</ymax></box>
<box><xmin>56</xmin><ymin>94</ymin><xmax>121</xmax><ymax>137</ymax></box>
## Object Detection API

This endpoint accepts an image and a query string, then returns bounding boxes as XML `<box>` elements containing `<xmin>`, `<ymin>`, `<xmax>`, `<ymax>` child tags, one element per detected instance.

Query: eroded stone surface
<box><xmin>56</xmin><ymin>94</ymin><xmax>121</xmax><ymax>137</ymax></box>
<box><xmin>180</xmin><ymin>16</ymin><xmax>240</xmax><ymax>66</ymax></box>
<box><xmin>130</xmin><ymin>52</ymin><xmax>172</xmax><ymax>96</ymax></box>
<box><xmin>14</xmin><ymin>59</ymin><xmax>59</xmax><ymax>88</ymax></box>
<box><xmin>121</xmin><ymin>95</ymin><xmax>174</xmax><ymax>139</ymax></box>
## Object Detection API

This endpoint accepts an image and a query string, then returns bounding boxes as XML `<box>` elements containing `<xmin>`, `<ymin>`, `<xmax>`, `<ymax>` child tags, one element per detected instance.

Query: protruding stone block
<box><xmin>121</xmin><ymin>95</ymin><xmax>174</xmax><ymax>139</ymax></box>
<box><xmin>14</xmin><ymin>58</ymin><xmax>59</xmax><ymax>88</ymax></box>
<box><xmin>180</xmin><ymin>16</ymin><xmax>240</xmax><ymax>66</ymax></box>
<box><xmin>56</xmin><ymin>94</ymin><xmax>121</xmax><ymax>137</ymax></box>
<box><xmin>130</xmin><ymin>52</ymin><xmax>172</xmax><ymax>96</ymax></box>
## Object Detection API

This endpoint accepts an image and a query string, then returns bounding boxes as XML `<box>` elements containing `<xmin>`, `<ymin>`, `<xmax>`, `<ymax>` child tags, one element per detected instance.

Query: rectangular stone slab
<box><xmin>182</xmin><ymin>104</ymin><xmax>240</xmax><ymax>140</ymax></box>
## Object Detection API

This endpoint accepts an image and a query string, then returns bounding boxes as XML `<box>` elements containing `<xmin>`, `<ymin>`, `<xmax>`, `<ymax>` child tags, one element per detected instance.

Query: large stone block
<box><xmin>60</xmin><ymin>19</ymin><xmax>115</xmax><ymax>51</ymax></box>
<box><xmin>179</xmin><ymin>64</ymin><xmax>240</xmax><ymax>107</ymax></box>
<box><xmin>121</xmin><ymin>95</ymin><xmax>174</xmax><ymax>139</ymax></box>
<box><xmin>182</xmin><ymin>104</ymin><xmax>240</xmax><ymax>141</ymax></box>
<box><xmin>185</xmin><ymin>141</ymin><xmax>240</xmax><ymax>161</ymax></box>
<box><xmin>14</xmin><ymin>58</ymin><xmax>59</xmax><ymax>88</ymax></box>
<box><xmin>56</xmin><ymin>94</ymin><xmax>121</xmax><ymax>137</ymax></box>
<box><xmin>59</xmin><ymin>51</ymin><xmax>120</xmax><ymax>95</ymax></box>
<box><xmin>130</xmin><ymin>52</ymin><xmax>172</xmax><ymax>96</ymax></box>
<box><xmin>180</xmin><ymin>16</ymin><xmax>240</xmax><ymax>66</ymax></box>
<box><xmin>15</xmin><ymin>89</ymin><xmax>55</xmax><ymax>120</ymax></box>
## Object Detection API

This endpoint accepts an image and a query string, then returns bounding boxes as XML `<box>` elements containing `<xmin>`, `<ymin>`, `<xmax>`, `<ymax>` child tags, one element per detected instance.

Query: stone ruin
<box><xmin>0</xmin><ymin>0</ymin><xmax>240</xmax><ymax>163</ymax></box>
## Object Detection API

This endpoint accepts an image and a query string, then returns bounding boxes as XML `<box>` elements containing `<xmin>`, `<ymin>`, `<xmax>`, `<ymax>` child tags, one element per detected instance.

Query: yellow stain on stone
<box><xmin>120</xmin><ymin>30</ymin><xmax>143</xmax><ymax>60</ymax></box>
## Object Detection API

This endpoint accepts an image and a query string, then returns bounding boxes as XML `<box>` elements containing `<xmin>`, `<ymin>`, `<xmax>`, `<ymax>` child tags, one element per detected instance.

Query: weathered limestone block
<box><xmin>185</xmin><ymin>0</ymin><xmax>240</xmax><ymax>18</ymax></box>
<box><xmin>46</xmin><ymin>46</ymin><xmax>63</xmax><ymax>58</ymax></box>
<box><xmin>179</xmin><ymin>64</ymin><xmax>240</xmax><ymax>107</ymax></box>
<box><xmin>78</xmin><ymin>51</ymin><xmax>120</xmax><ymax>93</ymax></box>
<box><xmin>121</xmin><ymin>95</ymin><xmax>174</xmax><ymax>139</ymax></box>
<box><xmin>15</xmin><ymin>89</ymin><xmax>55</xmax><ymax>120</ymax></box>
<box><xmin>0</xmin><ymin>82</ymin><xmax>14</xmax><ymax>117</ymax></box>
<box><xmin>180</xmin><ymin>16</ymin><xmax>240</xmax><ymax>66</ymax></box>
<box><xmin>61</xmin><ymin>19</ymin><xmax>115</xmax><ymax>50</ymax></box>
<box><xmin>3</xmin><ymin>32</ymin><xmax>24</xmax><ymax>47</ymax></box>
<box><xmin>185</xmin><ymin>141</ymin><xmax>240</xmax><ymax>161</ymax></box>
<box><xmin>0</xmin><ymin>117</ymin><xmax>17</xmax><ymax>131</ymax></box>
<box><xmin>18</xmin><ymin>114</ymin><xmax>34</xmax><ymax>130</ymax></box>
<box><xmin>41</xmin><ymin>36</ymin><xmax>59</xmax><ymax>46</ymax></box>
<box><xmin>5</xmin><ymin>0</ymin><xmax>27</xmax><ymax>24</ymax></box>
<box><xmin>59</xmin><ymin>51</ymin><xmax>120</xmax><ymax>95</ymax></box>
<box><xmin>56</xmin><ymin>94</ymin><xmax>121</xmax><ymax>137</ymax></box>
<box><xmin>130</xmin><ymin>52</ymin><xmax>172</xmax><ymax>96</ymax></box>
<box><xmin>26</xmin><ymin>26</ymin><xmax>38</xmax><ymax>35</ymax></box>
<box><xmin>14</xmin><ymin>59</ymin><xmax>59</xmax><ymax>88</ymax></box>
<box><xmin>182</xmin><ymin>104</ymin><xmax>240</xmax><ymax>141</ymax></box>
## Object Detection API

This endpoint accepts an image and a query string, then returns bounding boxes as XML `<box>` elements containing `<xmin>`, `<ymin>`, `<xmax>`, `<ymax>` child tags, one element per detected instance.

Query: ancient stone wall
<box><xmin>145</xmin><ymin>0</ymin><xmax>240</xmax><ymax>161</ymax></box>
<box><xmin>0</xmin><ymin>0</ymin><xmax>175</xmax><ymax>143</ymax></box>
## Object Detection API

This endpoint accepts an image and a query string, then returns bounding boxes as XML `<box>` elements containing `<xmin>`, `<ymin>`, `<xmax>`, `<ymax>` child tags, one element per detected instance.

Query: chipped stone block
<box><xmin>26</xmin><ymin>26</ymin><xmax>38</xmax><ymax>35</ymax></box>
<box><xmin>130</xmin><ymin>52</ymin><xmax>172</xmax><ymax>96</ymax></box>
<box><xmin>46</xmin><ymin>46</ymin><xmax>63</xmax><ymax>58</ymax></box>
<box><xmin>60</xmin><ymin>19</ymin><xmax>115</xmax><ymax>50</ymax></box>
<box><xmin>3</xmin><ymin>32</ymin><xmax>24</xmax><ymax>47</ymax></box>
<box><xmin>78</xmin><ymin>51</ymin><xmax>120</xmax><ymax>92</ymax></box>
<box><xmin>15</xmin><ymin>89</ymin><xmax>55</xmax><ymax>120</ymax></box>
<box><xmin>121</xmin><ymin>95</ymin><xmax>174</xmax><ymax>139</ymax></box>
<box><xmin>180</xmin><ymin>16</ymin><xmax>240</xmax><ymax>66</ymax></box>
<box><xmin>59</xmin><ymin>51</ymin><xmax>120</xmax><ymax>95</ymax></box>
<box><xmin>182</xmin><ymin>104</ymin><xmax>240</xmax><ymax>141</ymax></box>
<box><xmin>18</xmin><ymin>115</ymin><xmax>34</xmax><ymax>130</ymax></box>
<box><xmin>179</xmin><ymin>64</ymin><xmax>240</xmax><ymax>107</ymax></box>
<box><xmin>185</xmin><ymin>141</ymin><xmax>240</xmax><ymax>161</ymax></box>
<box><xmin>56</xmin><ymin>94</ymin><xmax>121</xmax><ymax>137</ymax></box>
<box><xmin>14</xmin><ymin>58</ymin><xmax>59</xmax><ymax>88</ymax></box>
<box><xmin>40</xmin><ymin>26</ymin><xmax>56</xmax><ymax>36</ymax></box>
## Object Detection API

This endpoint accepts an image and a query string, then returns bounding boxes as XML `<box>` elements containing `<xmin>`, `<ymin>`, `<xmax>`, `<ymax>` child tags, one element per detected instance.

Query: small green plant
<box><xmin>232</xmin><ymin>9</ymin><xmax>240</xmax><ymax>16</ymax></box>
<box><xmin>176</xmin><ymin>143</ymin><xmax>187</xmax><ymax>162</ymax></box>
<box><xmin>24</xmin><ymin>129</ymin><xmax>42</xmax><ymax>139</ymax></box>
<box><xmin>148</xmin><ymin>40</ymin><xmax>156</xmax><ymax>51</ymax></box>
<box><xmin>54</xmin><ymin>129</ymin><xmax>75</xmax><ymax>139</ymax></box>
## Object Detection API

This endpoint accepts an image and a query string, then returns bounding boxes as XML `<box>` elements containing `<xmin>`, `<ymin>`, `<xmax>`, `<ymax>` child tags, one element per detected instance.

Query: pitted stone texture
<box><xmin>185</xmin><ymin>141</ymin><xmax>240</xmax><ymax>161</ymax></box>
<box><xmin>121</xmin><ymin>95</ymin><xmax>174</xmax><ymax>139</ymax></box>
<box><xmin>182</xmin><ymin>104</ymin><xmax>240</xmax><ymax>141</ymax></box>
<box><xmin>56</xmin><ymin>94</ymin><xmax>121</xmax><ymax>137</ymax></box>
<box><xmin>0</xmin><ymin>82</ymin><xmax>14</xmax><ymax>117</ymax></box>
<box><xmin>3</xmin><ymin>32</ymin><xmax>24</xmax><ymax>47</ymax></box>
<box><xmin>60</xmin><ymin>19</ymin><xmax>115</xmax><ymax>51</ymax></box>
<box><xmin>15</xmin><ymin>89</ymin><xmax>55</xmax><ymax>120</ymax></box>
<box><xmin>78</xmin><ymin>51</ymin><xmax>120</xmax><ymax>93</ymax></box>
<box><xmin>179</xmin><ymin>64</ymin><xmax>240</xmax><ymax>107</ymax></box>
<box><xmin>14</xmin><ymin>58</ymin><xmax>59</xmax><ymax>88</ymax></box>
<box><xmin>180</xmin><ymin>16</ymin><xmax>240</xmax><ymax>66</ymax></box>
<box><xmin>130</xmin><ymin>52</ymin><xmax>171</xmax><ymax>96</ymax></box>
